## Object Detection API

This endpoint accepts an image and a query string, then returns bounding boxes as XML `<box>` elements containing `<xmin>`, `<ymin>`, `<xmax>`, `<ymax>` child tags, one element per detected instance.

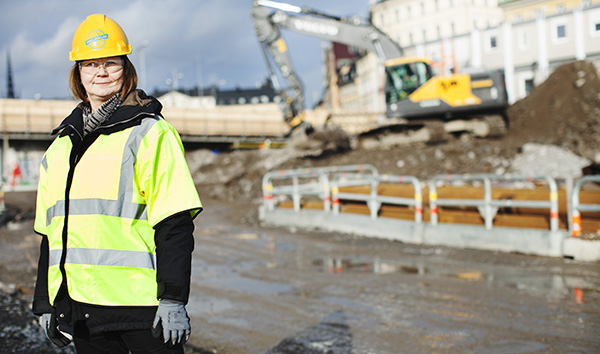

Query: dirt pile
<box><xmin>507</xmin><ymin>60</ymin><xmax>600</xmax><ymax>161</ymax></box>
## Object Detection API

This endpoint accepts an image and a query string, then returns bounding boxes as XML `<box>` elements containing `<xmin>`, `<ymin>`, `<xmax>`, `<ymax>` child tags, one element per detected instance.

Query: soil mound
<box><xmin>507</xmin><ymin>60</ymin><xmax>600</xmax><ymax>161</ymax></box>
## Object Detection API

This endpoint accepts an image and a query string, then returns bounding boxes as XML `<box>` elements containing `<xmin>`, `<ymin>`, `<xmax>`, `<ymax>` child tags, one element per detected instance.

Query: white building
<box><xmin>157</xmin><ymin>91</ymin><xmax>216</xmax><ymax>108</ymax></box>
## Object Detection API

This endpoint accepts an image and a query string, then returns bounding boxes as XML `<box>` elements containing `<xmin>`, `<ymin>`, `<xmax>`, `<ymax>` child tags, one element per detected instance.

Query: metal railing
<box><xmin>571</xmin><ymin>175</ymin><xmax>600</xmax><ymax>237</ymax></box>
<box><xmin>429</xmin><ymin>174</ymin><xmax>559</xmax><ymax>231</ymax></box>
<box><xmin>331</xmin><ymin>173</ymin><xmax>423</xmax><ymax>221</ymax></box>
<box><xmin>261</xmin><ymin>164</ymin><xmax>377</xmax><ymax>212</ymax></box>
<box><xmin>261</xmin><ymin>166</ymin><xmax>599</xmax><ymax>234</ymax></box>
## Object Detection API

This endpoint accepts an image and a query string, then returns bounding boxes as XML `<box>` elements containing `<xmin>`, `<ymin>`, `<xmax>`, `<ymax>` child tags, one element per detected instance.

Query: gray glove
<box><xmin>39</xmin><ymin>312</ymin><xmax>72</xmax><ymax>348</ymax></box>
<box><xmin>152</xmin><ymin>299</ymin><xmax>191</xmax><ymax>345</ymax></box>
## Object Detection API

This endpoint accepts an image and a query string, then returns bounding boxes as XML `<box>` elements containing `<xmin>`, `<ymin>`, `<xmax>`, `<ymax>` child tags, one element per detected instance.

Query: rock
<box><xmin>509</xmin><ymin>143</ymin><xmax>591</xmax><ymax>178</ymax></box>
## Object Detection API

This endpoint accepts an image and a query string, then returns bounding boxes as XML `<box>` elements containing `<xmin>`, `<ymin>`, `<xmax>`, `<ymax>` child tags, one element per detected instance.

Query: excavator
<box><xmin>251</xmin><ymin>0</ymin><xmax>509</xmax><ymax>147</ymax></box>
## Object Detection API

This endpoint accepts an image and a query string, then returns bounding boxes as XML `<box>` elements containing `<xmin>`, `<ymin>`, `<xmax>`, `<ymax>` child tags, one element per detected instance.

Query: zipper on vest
<box><xmin>58</xmin><ymin>132</ymin><xmax>87</xmax><ymax>291</ymax></box>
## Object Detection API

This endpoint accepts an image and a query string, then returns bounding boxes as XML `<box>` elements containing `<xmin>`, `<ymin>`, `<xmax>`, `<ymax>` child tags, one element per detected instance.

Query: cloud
<box><xmin>1</xmin><ymin>0</ymin><xmax>371</xmax><ymax>103</ymax></box>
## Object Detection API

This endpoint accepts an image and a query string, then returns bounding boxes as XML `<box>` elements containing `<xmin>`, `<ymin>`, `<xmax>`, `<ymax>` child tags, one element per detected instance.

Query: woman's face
<box><xmin>79</xmin><ymin>56</ymin><xmax>124</xmax><ymax>107</ymax></box>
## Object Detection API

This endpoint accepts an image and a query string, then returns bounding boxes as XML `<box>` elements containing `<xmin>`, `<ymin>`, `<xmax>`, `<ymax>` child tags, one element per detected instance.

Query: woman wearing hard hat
<box><xmin>31</xmin><ymin>14</ymin><xmax>202</xmax><ymax>354</ymax></box>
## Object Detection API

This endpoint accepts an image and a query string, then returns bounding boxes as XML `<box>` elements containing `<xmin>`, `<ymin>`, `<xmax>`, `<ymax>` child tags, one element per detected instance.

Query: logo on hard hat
<box><xmin>85</xmin><ymin>29</ymin><xmax>109</xmax><ymax>50</ymax></box>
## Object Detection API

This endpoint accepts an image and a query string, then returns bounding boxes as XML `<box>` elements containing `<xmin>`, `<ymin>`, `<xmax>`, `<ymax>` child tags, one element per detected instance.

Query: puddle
<box><xmin>315</xmin><ymin>257</ymin><xmax>426</xmax><ymax>275</ymax></box>
<box><xmin>315</xmin><ymin>257</ymin><xmax>600</xmax><ymax>303</ymax></box>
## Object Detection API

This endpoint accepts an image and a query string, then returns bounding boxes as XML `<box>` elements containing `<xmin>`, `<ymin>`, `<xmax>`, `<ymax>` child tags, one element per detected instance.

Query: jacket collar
<box><xmin>52</xmin><ymin>90</ymin><xmax>163</xmax><ymax>137</ymax></box>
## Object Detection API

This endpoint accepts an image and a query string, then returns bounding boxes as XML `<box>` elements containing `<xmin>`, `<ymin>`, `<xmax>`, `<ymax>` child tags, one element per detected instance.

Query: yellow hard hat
<box><xmin>69</xmin><ymin>14</ymin><xmax>132</xmax><ymax>61</ymax></box>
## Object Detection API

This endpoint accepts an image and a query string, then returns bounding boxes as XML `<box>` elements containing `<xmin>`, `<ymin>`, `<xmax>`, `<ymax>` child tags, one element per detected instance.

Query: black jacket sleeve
<box><xmin>32</xmin><ymin>235</ymin><xmax>55</xmax><ymax>315</ymax></box>
<box><xmin>154</xmin><ymin>210</ymin><xmax>197</xmax><ymax>304</ymax></box>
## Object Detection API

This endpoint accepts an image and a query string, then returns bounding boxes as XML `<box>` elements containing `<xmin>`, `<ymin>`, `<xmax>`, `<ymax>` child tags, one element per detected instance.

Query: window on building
<box><xmin>421</xmin><ymin>2</ymin><xmax>425</xmax><ymax>15</ymax></box>
<box><xmin>551</xmin><ymin>18</ymin><xmax>568</xmax><ymax>43</ymax></box>
<box><xmin>451</xmin><ymin>22</ymin><xmax>455</xmax><ymax>35</ymax></box>
<box><xmin>585</xmin><ymin>8</ymin><xmax>600</xmax><ymax>37</ymax></box>
<box><xmin>556</xmin><ymin>4</ymin><xmax>566</xmax><ymax>14</ymax></box>
<box><xmin>422</xmin><ymin>29</ymin><xmax>427</xmax><ymax>42</ymax></box>
<box><xmin>525</xmin><ymin>79</ymin><xmax>534</xmax><ymax>95</ymax></box>
<box><xmin>590</xmin><ymin>8</ymin><xmax>600</xmax><ymax>36</ymax></box>
<box><xmin>557</xmin><ymin>24</ymin><xmax>566</xmax><ymax>38</ymax></box>
<box><xmin>484</xmin><ymin>31</ymin><xmax>499</xmax><ymax>53</ymax></box>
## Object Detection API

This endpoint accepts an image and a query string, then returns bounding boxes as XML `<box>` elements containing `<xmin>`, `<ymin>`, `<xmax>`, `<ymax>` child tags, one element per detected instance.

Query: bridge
<box><xmin>0</xmin><ymin>98</ymin><xmax>292</xmax><ymax>143</ymax></box>
<box><xmin>0</xmin><ymin>97</ymin><xmax>306</xmax><ymax>188</ymax></box>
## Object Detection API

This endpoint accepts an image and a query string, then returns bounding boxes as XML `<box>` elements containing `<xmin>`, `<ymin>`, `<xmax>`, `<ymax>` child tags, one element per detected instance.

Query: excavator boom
<box><xmin>251</xmin><ymin>0</ymin><xmax>402</xmax><ymax>129</ymax></box>
<box><xmin>251</xmin><ymin>0</ymin><xmax>508</xmax><ymax>144</ymax></box>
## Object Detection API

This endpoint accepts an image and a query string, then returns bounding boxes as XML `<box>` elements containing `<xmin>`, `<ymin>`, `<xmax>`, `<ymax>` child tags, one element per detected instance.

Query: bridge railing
<box><xmin>260</xmin><ymin>166</ymin><xmax>592</xmax><ymax>233</ymax></box>
<box><xmin>331</xmin><ymin>173</ymin><xmax>423</xmax><ymax>221</ymax></box>
<box><xmin>571</xmin><ymin>175</ymin><xmax>600</xmax><ymax>237</ymax></box>
<box><xmin>261</xmin><ymin>164</ymin><xmax>377</xmax><ymax>212</ymax></box>
<box><xmin>429</xmin><ymin>174</ymin><xmax>559</xmax><ymax>231</ymax></box>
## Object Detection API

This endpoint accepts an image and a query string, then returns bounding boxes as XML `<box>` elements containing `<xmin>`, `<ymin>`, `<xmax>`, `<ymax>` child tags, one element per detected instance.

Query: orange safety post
<box><xmin>572</xmin><ymin>210</ymin><xmax>582</xmax><ymax>237</ymax></box>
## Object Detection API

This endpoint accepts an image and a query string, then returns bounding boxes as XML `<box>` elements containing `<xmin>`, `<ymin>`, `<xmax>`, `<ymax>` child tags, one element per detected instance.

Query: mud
<box><xmin>2</xmin><ymin>195</ymin><xmax>599</xmax><ymax>353</ymax></box>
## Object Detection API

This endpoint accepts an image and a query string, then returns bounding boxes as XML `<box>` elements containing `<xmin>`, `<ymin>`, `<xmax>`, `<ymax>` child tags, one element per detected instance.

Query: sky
<box><xmin>0</xmin><ymin>0</ymin><xmax>371</xmax><ymax>107</ymax></box>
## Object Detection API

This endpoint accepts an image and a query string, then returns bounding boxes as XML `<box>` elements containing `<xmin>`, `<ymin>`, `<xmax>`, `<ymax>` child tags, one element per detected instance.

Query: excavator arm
<box><xmin>251</xmin><ymin>0</ymin><xmax>403</xmax><ymax>131</ymax></box>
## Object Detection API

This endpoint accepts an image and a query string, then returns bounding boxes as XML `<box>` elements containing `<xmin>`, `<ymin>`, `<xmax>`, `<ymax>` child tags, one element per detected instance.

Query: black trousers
<box><xmin>73</xmin><ymin>329</ymin><xmax>184</xmax><ymax>354</ymax></box>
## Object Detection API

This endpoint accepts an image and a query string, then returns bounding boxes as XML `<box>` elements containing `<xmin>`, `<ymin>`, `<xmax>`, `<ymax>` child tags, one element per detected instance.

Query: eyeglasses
<box><xmin>79</xmin><ymin>59</ymin><xmax>123</xmax><ymax>74</ymax></box>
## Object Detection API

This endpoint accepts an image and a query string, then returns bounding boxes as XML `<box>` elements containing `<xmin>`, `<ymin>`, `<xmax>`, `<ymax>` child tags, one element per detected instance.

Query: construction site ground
<box><xmin>1</xmin><ymin>60</ymin><xmax>600</xmax><ymax>353</ymax></box>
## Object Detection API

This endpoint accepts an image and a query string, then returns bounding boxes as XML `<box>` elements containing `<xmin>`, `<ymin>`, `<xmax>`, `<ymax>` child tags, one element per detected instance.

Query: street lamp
<box><xmin>136</xmin><ymin>40</ymin><xmax>149</xmax><ymax>90</ymax></box>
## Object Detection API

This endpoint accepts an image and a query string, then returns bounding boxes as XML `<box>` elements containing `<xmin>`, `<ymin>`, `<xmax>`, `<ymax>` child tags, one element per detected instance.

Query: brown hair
<box><xmin>68</xmin><ymin>56</ymin><xmax>138</xmax><ymax>101</ymax></box>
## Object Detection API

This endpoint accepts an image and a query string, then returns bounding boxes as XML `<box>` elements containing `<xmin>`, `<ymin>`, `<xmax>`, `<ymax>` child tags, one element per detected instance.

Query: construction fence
<box><xmin>261</xmin><ymin>164</ymin><xmax>600</xmax><ymax>237</ymax></box>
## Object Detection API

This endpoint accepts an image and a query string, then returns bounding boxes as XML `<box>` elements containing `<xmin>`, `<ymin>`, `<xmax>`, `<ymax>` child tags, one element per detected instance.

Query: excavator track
<box><xmin>424</xmin><ymin>121</ymin><xmax>448</xmax><ymax>144</ymax></box>
<box><xmin>484</xmin><ymin>114</ymin><xmax>508</xmax><ymax>138</ymax></box>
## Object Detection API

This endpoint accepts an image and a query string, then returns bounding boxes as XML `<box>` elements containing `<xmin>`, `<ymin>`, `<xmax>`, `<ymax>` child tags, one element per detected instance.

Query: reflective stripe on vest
<box><xmin>46</xmin><ymin>198</ymin><xmax>147</xmax><ymax>226</ymax></box>
<box><xmin>49</xmin><ymin>248</ymin><xmax>156</xmax><ymax>269</ymax></box>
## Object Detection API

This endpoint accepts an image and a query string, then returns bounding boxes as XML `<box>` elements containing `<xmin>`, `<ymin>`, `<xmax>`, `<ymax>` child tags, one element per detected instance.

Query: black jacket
<box><xmin>32</xmin><ymin>90</ymin><xmax>200</xmax><ymax>335</ymax></box>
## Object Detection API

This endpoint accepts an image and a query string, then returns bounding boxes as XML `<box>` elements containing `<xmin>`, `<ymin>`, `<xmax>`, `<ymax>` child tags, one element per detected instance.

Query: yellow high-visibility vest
<box><xmin>34</xmin><ymin>115</ymin><xmax>202</xmax><ymax>307</ymax></box>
